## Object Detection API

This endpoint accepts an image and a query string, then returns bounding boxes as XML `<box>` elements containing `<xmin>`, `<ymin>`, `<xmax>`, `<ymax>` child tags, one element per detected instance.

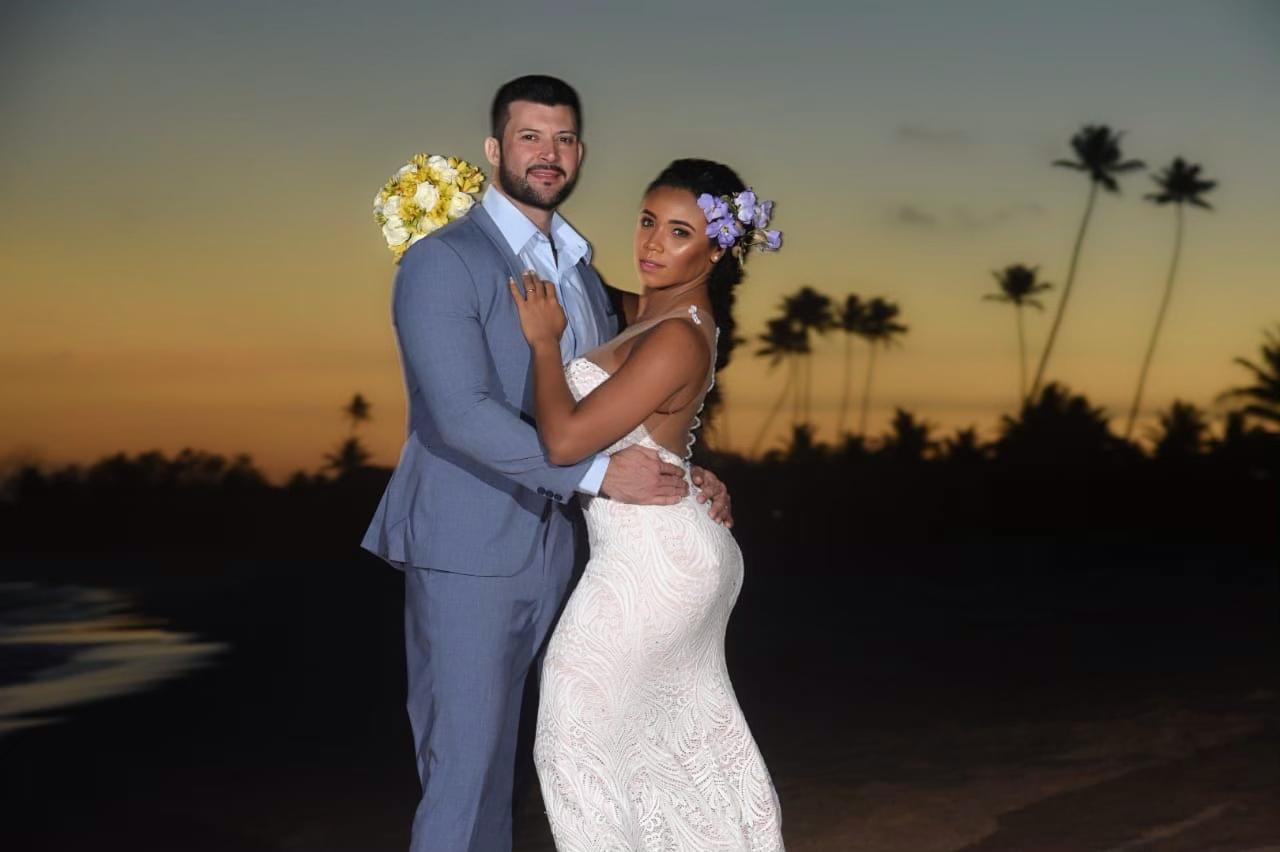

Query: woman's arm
<box><xmin>510</xmin><ymin>271</ymin><xmax>709</xmax><ymax>465</ymax></box>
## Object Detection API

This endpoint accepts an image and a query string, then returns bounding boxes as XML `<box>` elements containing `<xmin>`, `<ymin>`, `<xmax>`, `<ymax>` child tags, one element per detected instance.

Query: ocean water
<box><xmin>0</xmin><ymin>581</ymin><xmax>226</xmax><ymax>736</ymax></box>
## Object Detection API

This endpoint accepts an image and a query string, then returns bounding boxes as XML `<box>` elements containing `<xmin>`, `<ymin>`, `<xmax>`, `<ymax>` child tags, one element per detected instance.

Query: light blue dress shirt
<box><xmin>481</xmin><ymin>187</ymin><xmax>610</xmax><ymax>496</ymax></box>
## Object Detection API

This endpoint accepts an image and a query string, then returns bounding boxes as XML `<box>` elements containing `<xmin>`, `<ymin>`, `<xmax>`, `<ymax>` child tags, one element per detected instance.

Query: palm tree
<box><xmin>941</xmin><ymin>426</ymin><xmax>989</xmax><ymax>466</ymax></box>
<box><xmin>1218</xmin><ymin>325</ymin><xmax>1280</xmax><ymax>428</ymax></box>
<box><xmin>750</xmin><ymin>315</ymin><xmax>809</xmax><ymax>456</ymax></box>
<box><xmin>880</xmin><ymin>408</ymin><xmax>935</xmax><ymax>463</ymax></box>
<box><xmin>984</xmin><ymin>264</ymin><xmax>1052</xmax><ymax>404</ymax></box>
<box><xmin>323</xmin><ymin>437</ymin><xmax>372</xmax><ymax>478</ymax></box>
<box><xmin>856</xmin><ymin>297</ymin><xmax>908</xmax><ymax>437</ymax></box>
<box><xmin>781</xmin><ymin>286</ymin><xmax>835</xmax><ymax>426</ymax></box>
<box><xmin>1151</xmin><ymin>400</ymin><xmax>1209</xmax><ymax>462</ymax></box>
<box><xmin>343</xmin><ymin>393</ymin><xmax>372</xmax><ymax>434</ymax></box>
<box><xmin>1122</xmin><ymin>158</ymin><xmax>1217</xmax><ymax>439</ymax></box>
<box><xmin>996</xmin><ymin>382</ymin><xmax>1125</xmax><ymax>465</ymax></box>
<box><xmin>836</xmin><ymin>294</ymin><xmax>867</xmax><ymax>436</ymax></box>
<box><xmin>1029</xmin><ymin>124</ymin><xmax>1145</xmax><ymax>398</ymax></box>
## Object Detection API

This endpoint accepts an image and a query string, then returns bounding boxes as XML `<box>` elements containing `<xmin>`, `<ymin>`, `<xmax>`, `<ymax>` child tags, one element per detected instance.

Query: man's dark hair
<box><xmin>490</xmin><ymin>75</ymin><xmax>582</xmax><ymax>139</ymax></box>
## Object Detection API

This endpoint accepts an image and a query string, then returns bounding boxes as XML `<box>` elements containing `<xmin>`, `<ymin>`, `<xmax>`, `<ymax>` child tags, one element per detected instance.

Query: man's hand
<box><xmin>691</xmin><ymin>465</ymin><xmax>733</xmax><ymax>528</ymax></box>
<box><xmin>600</xmin><ymin>446</ymin><xmax>688</xmax><ymax>505</ymax></box>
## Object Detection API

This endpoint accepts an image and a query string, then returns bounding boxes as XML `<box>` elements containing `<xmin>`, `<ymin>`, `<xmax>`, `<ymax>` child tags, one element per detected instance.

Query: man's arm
<box><xmin>393</xmin><ymin>240</ymin><xmax>591</xmax><ymax>503</ymax></box>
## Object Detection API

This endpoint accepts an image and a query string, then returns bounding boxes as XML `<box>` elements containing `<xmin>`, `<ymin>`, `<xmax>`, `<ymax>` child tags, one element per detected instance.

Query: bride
<box><xmin>508</xmin><ymin>159</ymin><xmax>785</xmax><ymax>850</ymax></box>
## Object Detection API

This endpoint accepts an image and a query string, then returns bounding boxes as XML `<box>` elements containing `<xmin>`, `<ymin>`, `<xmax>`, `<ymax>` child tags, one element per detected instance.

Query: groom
<box><xmin>363</xmin><ymin>75</ymin><xmax>734</xmax><ymax>851</ymax></box>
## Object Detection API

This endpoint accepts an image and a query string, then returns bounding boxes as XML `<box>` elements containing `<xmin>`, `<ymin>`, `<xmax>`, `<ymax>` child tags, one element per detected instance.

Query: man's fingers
<box><xmin>657</xmin><ymin>461</ymin><xmax>685</xmax><ymax>478</ymax></box>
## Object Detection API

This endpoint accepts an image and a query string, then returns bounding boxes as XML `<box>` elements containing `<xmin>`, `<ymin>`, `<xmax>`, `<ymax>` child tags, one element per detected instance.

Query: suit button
<box><xmin>554</xmin><ymin>493</ymin><xmax>563</xmax><ymax>502</ymax></box>
<box><xmin>537</xmin><ymin>487</ymin><xmax>546</xmax><ymax>495</ymax></box>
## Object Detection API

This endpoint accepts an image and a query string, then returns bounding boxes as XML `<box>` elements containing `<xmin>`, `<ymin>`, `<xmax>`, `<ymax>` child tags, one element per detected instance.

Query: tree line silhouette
<box><xmin>0</xmin><ymin>122</ymin><xmax>1273</xmax><ymax>565</ymax></box>
<box><xmin>0</xmin><ymin>322</ymin><xmax>1273</xmax><ymax>563</ymax></box>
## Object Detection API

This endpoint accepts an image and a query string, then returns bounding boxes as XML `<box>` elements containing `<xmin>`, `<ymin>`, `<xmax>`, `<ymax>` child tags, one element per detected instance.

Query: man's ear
<box><xmin>484</xmin><ymin>136</ymin><xmax>501</xmax><ymax>169</ymax></box>
<box><xmin>576</xmin><ymin>139</ymin><xmax>586</xmax><ymax>169</ymax></box>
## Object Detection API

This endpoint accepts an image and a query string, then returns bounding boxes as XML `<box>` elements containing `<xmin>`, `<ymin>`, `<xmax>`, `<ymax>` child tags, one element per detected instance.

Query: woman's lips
<box><xmin>639</xmin><ymin>259</ymin><xmax>663</xmax><ymax>271</ymax></box>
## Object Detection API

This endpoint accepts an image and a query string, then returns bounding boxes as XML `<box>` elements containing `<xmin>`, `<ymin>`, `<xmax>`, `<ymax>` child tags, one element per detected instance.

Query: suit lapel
<box><xmin>469</xmin><ymin>205</ymin><xmax>528</xmax><ymax>284</ymax></box>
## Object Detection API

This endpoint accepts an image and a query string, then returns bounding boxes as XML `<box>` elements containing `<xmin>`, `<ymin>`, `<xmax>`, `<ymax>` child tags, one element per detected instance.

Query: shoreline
<box><xmin>1</xmin><ymin>548</ymin><xmax>1276</xmax><ymax>850</ymax></box>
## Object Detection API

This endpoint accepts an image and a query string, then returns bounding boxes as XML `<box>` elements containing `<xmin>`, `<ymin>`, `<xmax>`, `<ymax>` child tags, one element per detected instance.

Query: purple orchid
<box><xmin>708</xmin><ymin>216</ymin><xmax>745</xmax><ymax>249</ymax></box>
<box><xmin>697</xmin><ymin>192</ymin><xmax>730</xmax><ymax>223</ymax></box>
<box><xmin>734</xmin><ymin>189</ymin><xmax>757</xmax><ymax>223</ymax></box>
<box><xmin>753</xmin><ymin>200</ymin><xmax>773</xmax><ymax>229</ymax></box>
<box><xmin>765</xmin><ymin>230</ymin><xmax>782</xmax><ymax>250</ymax></box>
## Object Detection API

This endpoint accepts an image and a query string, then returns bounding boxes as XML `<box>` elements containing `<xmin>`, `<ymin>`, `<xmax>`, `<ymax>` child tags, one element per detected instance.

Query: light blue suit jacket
<box><xmin>362</xmin><ymin>205</ymin><xmax>619</xmax><ymax>576</ymax></box>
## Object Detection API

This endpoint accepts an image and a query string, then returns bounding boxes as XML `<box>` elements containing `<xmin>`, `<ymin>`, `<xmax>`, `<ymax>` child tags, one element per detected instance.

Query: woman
<box><xmin>509</xmin><ymin>159</ymin><xmax>785</xmax><ymax>850</ymax></box>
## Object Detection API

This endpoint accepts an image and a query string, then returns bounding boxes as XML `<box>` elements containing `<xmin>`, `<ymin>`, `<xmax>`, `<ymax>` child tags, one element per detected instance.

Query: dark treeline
<box><xmin>1</xmin><ymin>379</ymin><xmax>1274</xmax><ymax>569</ymax></box>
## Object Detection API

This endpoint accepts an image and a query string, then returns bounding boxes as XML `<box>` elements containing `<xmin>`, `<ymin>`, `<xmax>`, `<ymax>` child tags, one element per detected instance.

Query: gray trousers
<box><xmin>403</xmin><ymin>521</ymin><xmax>575</xmax><ymax>852</ymax></box>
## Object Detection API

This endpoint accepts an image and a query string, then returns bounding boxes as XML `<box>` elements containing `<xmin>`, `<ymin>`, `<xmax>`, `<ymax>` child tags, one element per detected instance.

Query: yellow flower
<box><xmin>396</xmin><ymin>174</ymin><xmax>421</xmax><ymax>197</ymax></box>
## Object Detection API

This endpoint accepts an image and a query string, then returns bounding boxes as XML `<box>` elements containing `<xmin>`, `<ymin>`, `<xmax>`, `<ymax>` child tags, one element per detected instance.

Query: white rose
<box><xmin>427</xmin><ymin>155</ymin><xmax>457</xmax><ymax>182</ymax></box>
<box><xmin>382</xmin><ymin>217</ymin><xmax>410</xmax><ymax>246</ymax></box>
<box><xmin>373</xmin><ymin>190</ymin><xmax>385</xmax><ymax>212</ymax></box>
<box><xmin>448</xmin><ymin>191</ymin><xmax>475</xmax><ymax>218</ymax></box>
<box><xmin>412</xmin><ymin>181</ymin><xmax>440</xmax><ymax>211</ymax></box>
<box><xmin>381</xmin><ymin>196</ymin><xmax>402</xmax><ymax>219</ymax></box>
<box><xmin>408</xmin><ymin>232</ymin><xmax>427</xmax><ymax>247</ymax></box>
<box><xmin>397</xmin><ymin>163</ymin><xmax>415</xmax><ymax>175</ymax></box>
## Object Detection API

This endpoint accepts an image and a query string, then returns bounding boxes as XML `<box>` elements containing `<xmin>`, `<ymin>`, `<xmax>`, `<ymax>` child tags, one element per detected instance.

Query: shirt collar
<box><xmin>481</xmin><ymin>186</ymin><xmax>592</xmax><ymax>266</ymax></box>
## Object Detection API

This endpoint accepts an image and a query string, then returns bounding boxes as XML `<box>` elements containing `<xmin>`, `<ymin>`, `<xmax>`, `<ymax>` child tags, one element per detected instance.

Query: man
<box><xmin>362</xmin><ymin>75</ymin><xmax>734</xmax><ymax>852</ymax></box>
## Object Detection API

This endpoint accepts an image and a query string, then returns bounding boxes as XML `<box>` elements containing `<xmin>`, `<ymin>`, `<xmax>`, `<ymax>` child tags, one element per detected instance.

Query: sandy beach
<box><xmin>1</xmin><ymin>544</ymin><xmax>1275</xmax><ymax>851</ymax></box>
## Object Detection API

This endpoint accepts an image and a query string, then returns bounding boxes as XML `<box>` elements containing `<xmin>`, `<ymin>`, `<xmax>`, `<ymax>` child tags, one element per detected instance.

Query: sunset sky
<box><xmin>2</xmin><ymin>0</ymin><xmax>1278</xmax><ymax>479</ymax></box>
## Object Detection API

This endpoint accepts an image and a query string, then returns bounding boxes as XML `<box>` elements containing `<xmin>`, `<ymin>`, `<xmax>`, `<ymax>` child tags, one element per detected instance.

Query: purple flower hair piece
<box><xmin>753</xmin><ymin>200</ymin><xmax>773</xmax><ymax>229</ymax></box>
<box><xmin>708</xmin><ymin>216</ymin><xmax>745</xmax><ymax>249</ymax></box>
<box><xmin>697</xmin><ymin>192</ymin><xmax>730</xmax><ymax>223</ymax></box>
<box><xmin>697</xmin><ymin>188</ymin><xmax>782</xmax><ymax>258</ymax></box>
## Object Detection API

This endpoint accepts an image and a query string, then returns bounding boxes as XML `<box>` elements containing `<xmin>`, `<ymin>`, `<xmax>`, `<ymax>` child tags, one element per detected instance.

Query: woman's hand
<box><xmin>509</xmin><ymin>269</ymin><xmax>567</xmax><ymax>348</ymax></box>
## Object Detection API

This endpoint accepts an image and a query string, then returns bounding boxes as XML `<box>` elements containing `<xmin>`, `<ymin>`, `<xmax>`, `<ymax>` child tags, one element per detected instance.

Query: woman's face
<box><xmin>634</xmin><ymin>186</ymin><xmax>721</xmax><ymax>290</ymax></box>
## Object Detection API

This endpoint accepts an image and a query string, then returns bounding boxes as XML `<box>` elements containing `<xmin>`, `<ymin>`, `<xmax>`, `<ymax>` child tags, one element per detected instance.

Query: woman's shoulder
<box><xmin>628</xmin><ymin>313</ymin><xmax>713</xmax><ymax>373</ymax></box>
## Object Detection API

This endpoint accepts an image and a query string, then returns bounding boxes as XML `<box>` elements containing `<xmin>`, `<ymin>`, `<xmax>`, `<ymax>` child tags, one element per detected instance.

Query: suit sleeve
<box><xmin>393</xmin><ymin>239</ymin><xmax>593</xmax><ymax>503</ymax></box>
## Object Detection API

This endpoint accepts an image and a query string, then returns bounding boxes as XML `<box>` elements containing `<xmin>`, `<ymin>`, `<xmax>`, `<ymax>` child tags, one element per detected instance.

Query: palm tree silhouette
<box><xmin>941</xmin><ymin>426</ymin><xmax>989</xmax><ymax>465</ymax></box>
<box><xmin>781</xmin><ymin>286</ymin><xmax>836</xmax><ymax>428</ymax></box>
<box><xmin>1152</xmin><ymin>399</ymin><xmax>1209</xmax><ymax>462</ymax></box>
<box><xmin>1122</xmin><ymin>158</ymin><xmax>1217</xmax><ymax>439</ymax></box>
<box><xmin>750</xmin><ymin>315</ymin><xmax>809</xmax><ymax>456</ymax></box>
<box><xmin>324</xmin><ymin>437</ymin><xmax>372</xmax><ymax>478</ymax></box>
<box><xmin>856</xmin><ymin>297</ymin><xmax>908</xmax><ymax>437</ymax></box>
<box><xmin>996</xmin><ymin>382</ymin><xmax>1126</xmax><ymax>465</ymax></box>
<box><xmin>1030</xmin><ymin>124</ymin><xmax>1145</xmax><ymax>398</ymax></box>
<box><xmin>984</xmin><ymin>264</ymin><xmax>1052</xmax><ymax>404</ymax></box>
<box><xmin>1218</xmin><ymin>325</ymin><xmax>1280</xmax><ymax>428</ymax></box>
<box><xmin>879</xmin><ymin>408</ymin><xmax>935</xmax><ymax>463</ymax></box>
<box><xmin>836</xmin><ymin>294</ymin><xmax>867</xmax><ymax>437</ymax></box>
<box><xmin>343</xmin><ymin>393</ymin><xmax>372</xmax><ymax>434</ymax></box>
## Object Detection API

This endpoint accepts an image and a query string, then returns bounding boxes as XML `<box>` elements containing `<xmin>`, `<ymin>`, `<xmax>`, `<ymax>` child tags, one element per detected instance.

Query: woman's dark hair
<box><xmin>644</xmin><ymin>158</ymin><xmax>747</xmax><ymax>374</ymax></box>
<box><xmin>490</xmin><ymin>75</ymin><xmax>582</xmax><ymax>139</ymax></box>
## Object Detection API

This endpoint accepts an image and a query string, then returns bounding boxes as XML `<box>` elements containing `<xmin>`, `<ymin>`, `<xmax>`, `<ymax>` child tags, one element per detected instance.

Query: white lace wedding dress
<box><xmin>534</xmin><ymin>308</ymin><xmax>784</xmax><ymax>851</ymax></box>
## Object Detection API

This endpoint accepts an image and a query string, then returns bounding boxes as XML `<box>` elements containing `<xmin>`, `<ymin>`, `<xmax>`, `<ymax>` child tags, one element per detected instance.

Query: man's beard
<box><xmin>498</xmin><ymin>159</ymin><xmax>578</xmax><ymax>211</ymax></box>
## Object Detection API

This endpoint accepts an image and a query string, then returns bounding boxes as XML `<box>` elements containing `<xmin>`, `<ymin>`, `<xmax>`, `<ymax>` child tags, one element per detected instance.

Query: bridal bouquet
<box><xmin>373</xmin><ymin>154</ymin><xmax>485</xmax><ymax>262</ymax></box>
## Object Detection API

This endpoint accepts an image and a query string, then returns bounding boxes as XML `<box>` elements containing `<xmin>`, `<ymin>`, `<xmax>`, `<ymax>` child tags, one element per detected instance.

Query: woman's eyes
<box><xmin>639</xmin><ymin>218</ymin><xmax>688</xmax><ymax>238</ymax></box>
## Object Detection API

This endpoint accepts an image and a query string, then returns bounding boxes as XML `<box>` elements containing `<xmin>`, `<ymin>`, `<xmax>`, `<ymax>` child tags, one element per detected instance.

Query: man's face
<box><xmin>487</xmin><ymin>101</ymin><xmax>583</xmax><ymax>210</ymax></box>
